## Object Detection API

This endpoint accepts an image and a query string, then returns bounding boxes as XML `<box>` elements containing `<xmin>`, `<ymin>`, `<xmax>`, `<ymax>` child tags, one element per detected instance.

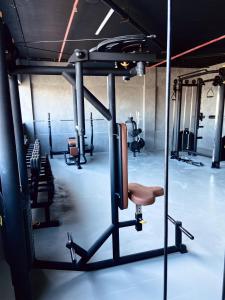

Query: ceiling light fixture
<box><xmin>95</xmin><ymin>8</ymin><xmax>114</xmax><ymax>36</ymax></box>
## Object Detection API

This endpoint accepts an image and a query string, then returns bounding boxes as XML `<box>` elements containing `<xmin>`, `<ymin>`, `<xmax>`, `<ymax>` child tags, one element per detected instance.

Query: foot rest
<box><xmin>128</xmin><ymin>183</ymin><xmax>164</xmax><ymax>206</ymax></box>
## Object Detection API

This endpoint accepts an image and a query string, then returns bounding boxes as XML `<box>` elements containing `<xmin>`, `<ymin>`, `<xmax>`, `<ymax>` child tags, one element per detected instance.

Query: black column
<box><xmin>72</xmin><ymin>87</ymin><xmax>79</xmax><ymax>142</ymax></box>
<box><xmin>212</xmin><ymin>82</ymin><xmax>225</xmax><ymax>168</ymax></box>
<box><xmin>222</xmin><ymin>253</ymin><xmax>225</xmax><ymax>300</ymax></box>
<box><xmin>9</xmin><ymin>74</ymin><xmax>34</xmax><ymax>266</ymax></box>
<box><xmin>75</xmin><ymin>62</ymin><xmax>86</xmax><ymax>160</ymax></box>
<box><xmin>108</xmin><ymin>73</ymin><xmax>120</xmax><ymax>260</ymax></box>
<box><xmin>193</xmin><ymin>78</ymin><xmax>203</xmax><ymax>152</ymax></box>
<box><xmin>9</xmin><ymin>75</ymin><xmax>29</xmax><ymax>192</ymax></box>
<box><xmin>174</xmin><ymin>79</ymin><xmax>183</xmax><ymax>154</ymax></box>
<box><xmin>0</xmin><ymin>18</ymin><xmax>32</xmax><ymax>300</ymax></box>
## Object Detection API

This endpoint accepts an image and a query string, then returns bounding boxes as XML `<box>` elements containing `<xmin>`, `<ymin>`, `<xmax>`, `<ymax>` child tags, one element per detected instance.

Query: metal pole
<box><xmin>193</xmin><ymin>78</ymin><xmax>203</xmax><ymax>152</ymax></box>
<box><xmin>108</xmin><ymin>73</ymin><xmax>120</xmax><ymax>260</ymax></box>
<box><xmin>164</xmin><ymin>0</ymin><xmax>172</xmax><ymax>299</ymax></box>
<box><xmin>72</xmin><ymin>87</ymin><xmax>79</xmax><ymax>141</ymax></box>
<box><xmin>173</xmin><ymin>80</ymin><xmax>182</xmax><ymax>154</ymax></box>
<box><xmin>48</xmin><ymin>113</ymin><xmax>53</xmax><ymax>158</ymax></box>
<box><xmin>9</xmin><ymin>74</ymin><xmax>34</xmax><ymax>266</ymax></box>
<box><xmin>75</xmin><ymin>62</ymin><xmax>86</xmax><ymax>160</ymax></box>
<box><xmin>212</xmin><ymin>82</ymin><xmax>225</xmax><ymax>168</ymax></box>
<box><xmin>222</xmin><ymin>253</ymin><xmax>225</xmax><ymax>300</ymax></box>
<box><xmin>0</xmin><ymin>17</ymin><xmax>32</xmax><ymax>300</ymax></box>
<box><xmin>9</xmin><ymin>75</ymin><xmax>28</xmax><ymax>192</ymax></box>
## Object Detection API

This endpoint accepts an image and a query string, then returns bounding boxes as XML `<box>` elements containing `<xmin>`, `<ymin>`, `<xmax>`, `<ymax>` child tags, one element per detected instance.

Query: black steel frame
<box><xmin>32</xmin><ymin>50</ymin><xmax>194</xmax><ymax>272</ymax></box>
<box><xmin>0</xmin><ymin>17</ymin><xmax>194</xmax><ymax>298</ymax></box>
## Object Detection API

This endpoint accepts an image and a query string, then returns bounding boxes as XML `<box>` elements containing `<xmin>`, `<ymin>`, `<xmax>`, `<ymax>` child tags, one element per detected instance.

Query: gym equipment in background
<box><xmin>125</xmin><ymin>115</ymin><xmax>145</xmax><ymax>156</ymax></box>
<box><xmin>48</xmin><ymin>112</ymin><xmax>94</xmax><ymax>169</ymax></box>
<box><xmin>25</xmin><ymin>139</ymin><xmax>59</xmax><ymax>229</ymax></box>
<box><xmin>171</xmin><ymin>67</ymin><xmax>225</xmax><ymax>168</ymax></box>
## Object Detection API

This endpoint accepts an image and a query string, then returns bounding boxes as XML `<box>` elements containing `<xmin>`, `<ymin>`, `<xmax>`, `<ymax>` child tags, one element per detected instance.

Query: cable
<box><xmin>12</xmin><ymin>0</ymin><xmax>30</xmax><ymax>60</ymax></box>
<box><xmin>15</xmin><ymin>37</ymin><xmax>110</xmax><ymax>44</ymax></box>
<box><xmin>19</xmin><ymin>45</ymin><xmax>71</xmax><ymax>56</ymax></box>
<box><xmin>163</xmin><ymin>0</ymin><xmax>172</xmax><ymax>299</ymax></box>
<box><xmin>149</xmin><ymin>34</ymin><xmax>225</xmax><ymax>69</ymax></box>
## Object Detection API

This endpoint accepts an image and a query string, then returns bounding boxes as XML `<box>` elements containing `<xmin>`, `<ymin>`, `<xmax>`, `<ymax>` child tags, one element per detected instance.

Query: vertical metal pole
<box><xmin>9</xmin><ymin>74</ymin><xmax>34</xmax><ymax>266</ymax></box>
<box><xmin>75</xmin><ymin>61</ymin><xmax>86</xmax><ymax>160</ymax></box>
<box><xmin>108</xmin><ymin>73</ymin><xmax>120</xmax><ymax>260</ymax></box>
<box><xmin>173</xmin><ymin>80</ymin><xmax>182</xmax><ymax>154</ymax></box>
<box><xmin>48</xmin><ymin>112</ymin><xmax>53</xmax><ymax>158</ymax></box>
<box><xmin>0</xmin><ymin>18</ymin><xmax>32</xmax><ymax>300</ymax></box>
<box><xmin>9</xmin><ymin>74</ymin><xmax>28</xmax><ymax>192</ymax></box>
<box><xmin>222</xmin><ymin>253</ymin><xmax>225</xmax><ymax>300</ymax></box>
<box><xmin>72</xmin><ymin>87</ymin><xmax>78</xmax><ymax>135</ymax></box>
<box><xmin>193</xmin><ymin>78</ymin><xmax>203</xmax><ymax>152</ymax></box>
<box><xmin>72</xmin><ymin>86</ymin><xmax>81</xmax><ymax>165</ymax></box>
<box><xmin>164</xmin><ymin>0</ymin><xmax>172</xmax><ymax>299</ymax></box>
<box><xmin>212</xmin><ymin>82</ymin><xmax>225</xmax><ymax>168</ymax></box>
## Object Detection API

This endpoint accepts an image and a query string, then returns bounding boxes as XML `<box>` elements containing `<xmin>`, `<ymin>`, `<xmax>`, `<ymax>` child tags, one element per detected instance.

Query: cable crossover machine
<box><xmin>171</xmin><ymin>68</ymin><xmax>225</xmax><ymax>168</ymax></box>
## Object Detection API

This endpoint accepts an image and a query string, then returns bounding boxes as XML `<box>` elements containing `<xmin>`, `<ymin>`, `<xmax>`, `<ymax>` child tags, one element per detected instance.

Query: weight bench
<box><xmin>64</xmin><ymin>137</ymin><xmax>81</xmax><ymax>169</ymax></box>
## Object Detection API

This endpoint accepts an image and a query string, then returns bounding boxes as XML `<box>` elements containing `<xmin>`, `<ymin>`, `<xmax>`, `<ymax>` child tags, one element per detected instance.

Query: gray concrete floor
<box><xmin>1</xmin><ymin>151</ymin><xmax>225</xmax><ymax>299</ymax></box>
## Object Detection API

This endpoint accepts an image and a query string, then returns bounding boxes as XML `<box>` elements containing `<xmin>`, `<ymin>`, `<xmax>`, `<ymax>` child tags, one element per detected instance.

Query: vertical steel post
<box><xmin>193</xmin><ymin>78</ymin><xmax>203</xmax><ymax>152</ymax></box>
<box><xmin>222</xmin><ymin>253</ymin><xmax>225</xmax><ymax>300</ymax></box>
<box><xmin>75</xmin><ymin>61</ymin><xmax>86</xmax><ymax>160</ymax></box>
<box><xmin>72</xmin><ymin>86</ymin><xmax>81</xmax><ymax>165</ymax></box>
<box><xmin>9</xmin><ymin>75</ymin><xmax>28</xmax><ymax>192</ymax></box>
<box><xmin>9</xmin><ymin>74</ymin><xmax>34</xmax><ymax>266</ymax></box>
<box><xmin>48</xmin><ymin>112</ymin><xmax>53</xmax><ymax>158</ymax></box>
<box><xmin>0</xmin><ymin>18</ymin><xmax>32</xmax><ymax>300</ymax></box>
<box><xmin>108</xmin><ymin>73</ymin><xmax>120</xmax><ymax>260</ymax></box>
<box><xmin>212</xmin><ymin>82</ymin><xmax>225</xmax><ymax>168</ymax></box>
<box><xmin>164</xmin><ymin>0</ymin><xmax>172</xmax><ymax>298</ymax></box>
<box><xmin>72</xmin><ymin>87</ymin><xmax>80</xmax><ymax>147</ymax></box>
<box><xmin>173</xmin><ymin>79</ymin><xmax>183</xmax><ymax>154</ymax></box>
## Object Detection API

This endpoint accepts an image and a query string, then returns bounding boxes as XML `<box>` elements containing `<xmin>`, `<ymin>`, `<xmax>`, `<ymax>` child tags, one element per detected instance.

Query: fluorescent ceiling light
<box><xmin>95</xmin><ymin>8</ymin><xmax>114</xmax><ymax>35</ymax></box>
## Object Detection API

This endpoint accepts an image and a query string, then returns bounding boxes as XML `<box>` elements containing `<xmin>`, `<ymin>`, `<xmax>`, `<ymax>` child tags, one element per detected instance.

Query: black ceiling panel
<box><xmin>0</xmin><ymin>0</ymin><xmax>225</xmax><ymax>66</ymax></box>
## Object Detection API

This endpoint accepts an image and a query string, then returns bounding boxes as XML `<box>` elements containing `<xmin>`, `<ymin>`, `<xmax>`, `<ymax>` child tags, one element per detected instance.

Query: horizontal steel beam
<box><xmin>13</xmin><ymin>65</ymin><xmax>132</xmax><ymax>76</ymax></box>
<box><xmin>34</xmin><ymin>245</ymin><xmax>184</xmax><ymax>272</ymax></box>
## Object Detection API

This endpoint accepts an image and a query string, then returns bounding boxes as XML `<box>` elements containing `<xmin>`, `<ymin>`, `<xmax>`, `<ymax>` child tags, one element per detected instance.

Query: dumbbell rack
<box><xmin>26</xmin><ymin>139</ymin><xmax>59</xmax><ymax>229</ymax></box>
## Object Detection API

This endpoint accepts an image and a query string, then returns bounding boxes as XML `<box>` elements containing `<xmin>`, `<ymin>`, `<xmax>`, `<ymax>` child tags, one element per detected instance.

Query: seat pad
<box><xmin>128</xmin><ymin>183</ymin><xmax>164</xmax><ymax>206</ymax></box>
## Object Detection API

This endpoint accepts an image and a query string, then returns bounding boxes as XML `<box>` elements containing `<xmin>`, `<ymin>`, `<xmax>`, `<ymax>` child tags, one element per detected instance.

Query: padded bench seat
<box><xmin>128</xmin><ymin>183</ymin><xmax>164</xmax><ymax>206</ymax></box>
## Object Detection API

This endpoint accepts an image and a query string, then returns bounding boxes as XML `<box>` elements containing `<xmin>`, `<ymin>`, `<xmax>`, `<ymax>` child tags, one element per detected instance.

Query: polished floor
<box><xmin>1</xmin><ymin>151</ymin><xmax>225</xmax><ymax>299</ymax></box>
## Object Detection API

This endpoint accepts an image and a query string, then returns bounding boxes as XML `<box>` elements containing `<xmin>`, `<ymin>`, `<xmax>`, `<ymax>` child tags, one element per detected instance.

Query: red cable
<box><xmin>148</xmin><ymin>34</ymin><xmax>225</xmax><ymax>69</ymax></box>
<box><xmin>58</xmin><ymin>0</ymin><xmax>79</xmax><ymax>62</ymax></box>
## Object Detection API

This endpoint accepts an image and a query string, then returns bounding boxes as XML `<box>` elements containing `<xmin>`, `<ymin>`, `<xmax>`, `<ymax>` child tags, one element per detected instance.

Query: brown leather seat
<box><xmin>119</xmin><ymin>123</ymin><xmax>164</xmax><ymax>208</ymax></box>
<box><xmin>68</xmin><ymin>138</ymin><xmax>76</xmax><ymax>147</ymax></box>
<box><xmin>128</xmin><ymin>183</ymin><xmax>164</xmax><ymax>206</ymax></box>
<box><xmin>70</xmin><ymin>147</ymin><xmax>79</xmax><ymax>157</ymax></box>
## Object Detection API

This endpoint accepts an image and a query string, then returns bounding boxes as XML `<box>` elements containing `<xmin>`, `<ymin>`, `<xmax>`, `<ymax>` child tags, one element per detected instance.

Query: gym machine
<box><xmin>0</xmin><ymin>5</ymin><xmax>194</xmax><ymax>297</ymax></box>
<box><xmin>125</xmin><ymin>116</ymin><xmax>145</xmax><ymax>156</ymax></box>
<box><xmin>171</xmin><ymin>68</ymin><xmax>225</xmax><ymax>168</ymax></box>
<box><xmin>31</xmin><ymin>35</ymin><xmax>193</xmax><ymax>272</ymax></box>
